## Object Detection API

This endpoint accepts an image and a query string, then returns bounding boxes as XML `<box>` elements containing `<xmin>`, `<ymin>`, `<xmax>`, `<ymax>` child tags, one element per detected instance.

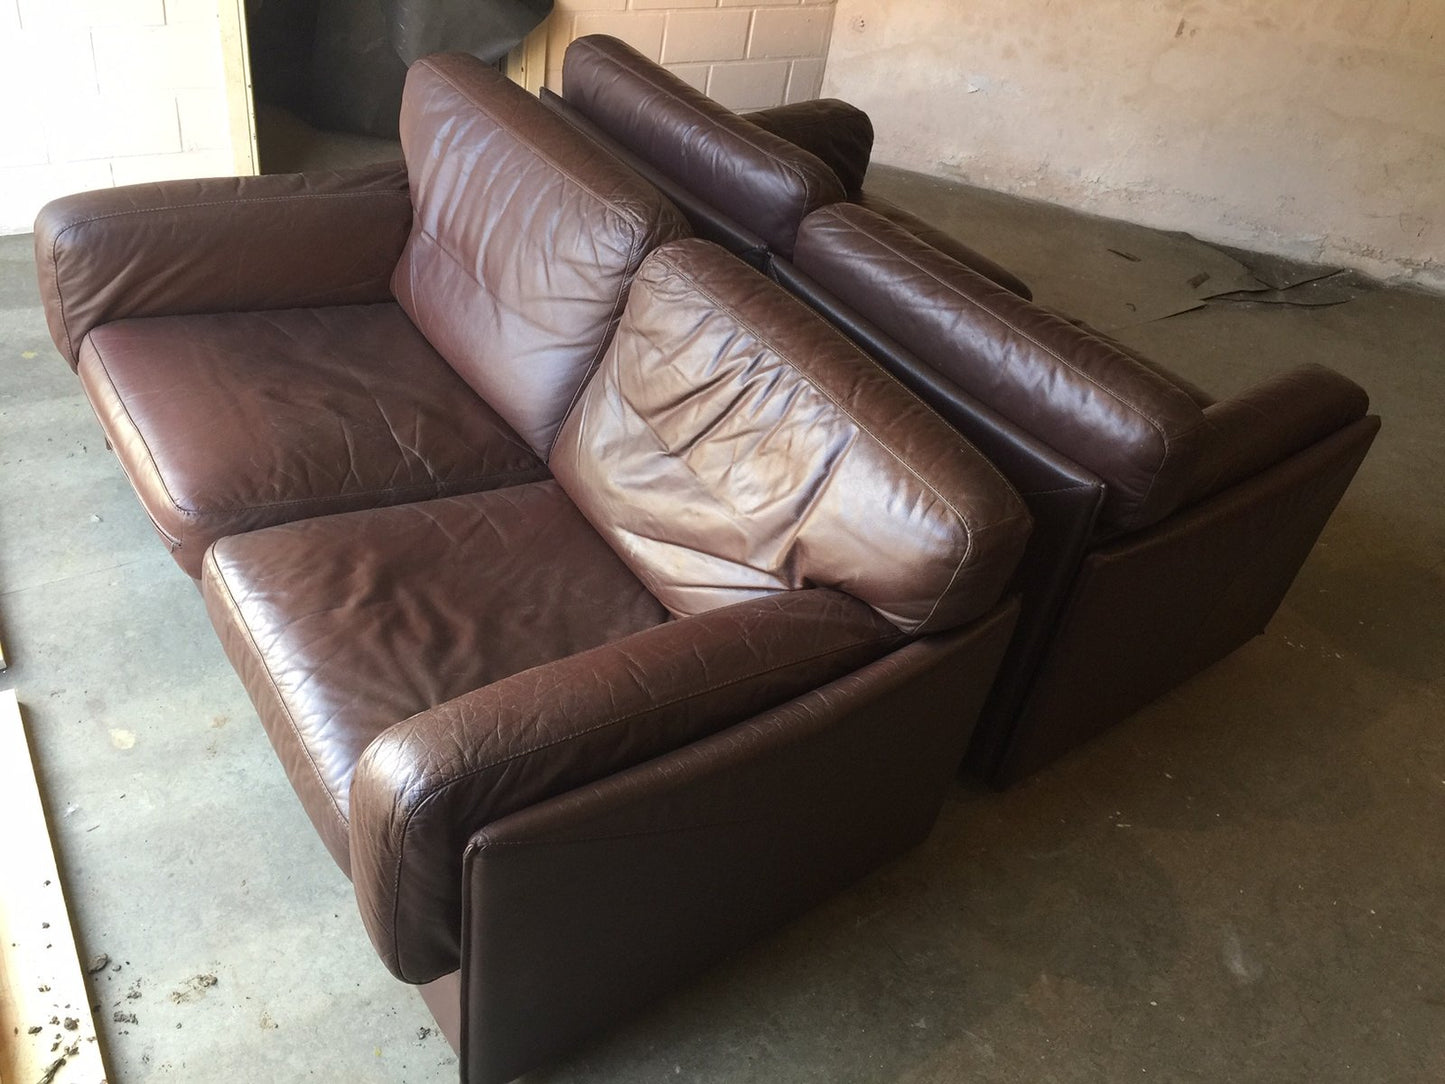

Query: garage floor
<box><xmin>1</xmin><ymin>163</ymin><xmax>1442</xmax><ymax>1084</ymax></box>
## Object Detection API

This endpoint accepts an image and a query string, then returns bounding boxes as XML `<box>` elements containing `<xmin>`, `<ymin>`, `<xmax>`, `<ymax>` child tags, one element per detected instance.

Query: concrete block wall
<box><xmin>544</xmin><ymin>1</ymin><xmax>837</xmax><ymax>111</ymax></box>
<box><xmin>0</xmin><ymin>0</ymin><xmax>237</xmax><ymax>235</ymax></box>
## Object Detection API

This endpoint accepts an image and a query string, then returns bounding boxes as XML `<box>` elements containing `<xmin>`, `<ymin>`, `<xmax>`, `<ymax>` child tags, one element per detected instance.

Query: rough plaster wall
<box><xmin>823</xmin><ymin>0</ymin><xmax>1444</xmax><ymax>290</ymax></box>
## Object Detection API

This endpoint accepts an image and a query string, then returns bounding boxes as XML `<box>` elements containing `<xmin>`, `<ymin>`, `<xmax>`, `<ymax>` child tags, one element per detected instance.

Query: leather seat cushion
<box><xmin>78</xmin><ymin>301</ymin><xmax>548</xmax><ymax>576</ymax></box>
<box><xmin>201</xmin><ymin>480</ymin><xmax>669</xmax><ymax>874</ymax></box>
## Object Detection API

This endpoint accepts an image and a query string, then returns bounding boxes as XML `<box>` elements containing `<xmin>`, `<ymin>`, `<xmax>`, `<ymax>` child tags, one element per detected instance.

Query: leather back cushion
<box><xmin>561</xmin><ymin>35</ymin><xmax>844</xmax><ymax>257</ymax></box>
<box><xmin>393</xmin><ymin>53</ymin><xmax>688</xmax><ymax>457</ymax></box>
<box><xmin>550</xmin><ymin>238</ymin><xmax>1031</xmax><ymax>636</ymax></box>
<box><xmin>794</xmin><ymin>203</ymin><xmax>1212</xmax><ymax>532</ymax></box>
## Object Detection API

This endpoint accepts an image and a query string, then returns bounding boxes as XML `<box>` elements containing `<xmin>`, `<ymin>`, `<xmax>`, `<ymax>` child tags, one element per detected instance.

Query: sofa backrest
<box><xmin>392</xmin><ymin>53</ymin><xmax>689</xmax><ymax>457</ymax></box>
<box><xmin>549</xmin><ymin>238</ymin><xmax>1032</xmax><ymax>636</ymax></box>
<box><xmin>560</xmin><ymin>35</ymin><xmax>845</xmax><ymax>258</ymax></box>
<box><xmin>793</xmin><ymin>203</ymin><xmax>1221</xmax><ymax>533</ymax></box>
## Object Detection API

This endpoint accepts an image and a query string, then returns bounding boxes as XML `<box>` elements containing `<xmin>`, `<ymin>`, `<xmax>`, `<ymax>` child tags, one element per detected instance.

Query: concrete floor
<box><xmin>2</xmin><ymin>164</ymin><xmax>1442</xmax><ymax>1084</ymax></box>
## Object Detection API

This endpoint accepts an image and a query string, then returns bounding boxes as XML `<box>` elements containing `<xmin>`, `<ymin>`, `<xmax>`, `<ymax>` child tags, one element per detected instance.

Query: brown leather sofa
<box><xmin>550</xmin><ymin>35</ymin><xmax>1380</xmax><ymax>784</ymax></box>
<box><xmin>34</xmin><ymin>50</ymin><xmax>1035</xmax><ymax>1084</ymax></box>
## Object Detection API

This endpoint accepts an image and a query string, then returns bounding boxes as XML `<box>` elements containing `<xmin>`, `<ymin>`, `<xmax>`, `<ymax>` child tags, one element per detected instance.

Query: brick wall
<box><xmin>0</xmin><ymin>0</ymin><xmax>238</xmax><ymax>234</ymax></box>
<box><xmin>545</xmin><ymin>1</ymin><xmax>837</xmax><ymax>111</ymax></box>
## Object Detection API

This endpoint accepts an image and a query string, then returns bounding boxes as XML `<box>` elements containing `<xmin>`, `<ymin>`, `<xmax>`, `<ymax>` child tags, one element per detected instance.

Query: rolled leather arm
<box><xmin>348</xmin><ymin>588</ymin><xmax>903</xmax><ymax>984</ymax></box>
<box><xmin>457</xmin><ymin>598</ymin><xmax>1019</xmax><ymax>1084</ymax></box>
<box><xmin>34</xmin><ymin>161</ymin><xmax>412</xmax><ymax>369</ymax></box>
<box><xmin>743</xmin><ymin>99</ymin><xmax>874</xmax><ymax>199</ymax></box>
<box><xmin>855</xmin><ymin>191</ymin><xmax>1033</xmax><ymax>300</ymax></box>
<box><xmin>1189</xmin><ymin>363</ymin><xmax>1370</xmax><ymax>502</ymax></box>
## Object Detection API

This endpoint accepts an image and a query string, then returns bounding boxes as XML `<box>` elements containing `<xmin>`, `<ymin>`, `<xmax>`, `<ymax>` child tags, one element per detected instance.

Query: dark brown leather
<box><xmin>540</xmin><ymin>86</ymin><xmax>773</xmax><ymax>266</ymax></box>
<box><xmin>392</xmin><ymin>53</ymin><xmax>689</xmax><ymax>458</ymax></box>
<box><xmin>459</xmin><ymin>598</ymin><xmax>1019</xmax><ymax>1084</ymax></box>
<box><xmin>80</xmin><ymin>303</ymin><xmax>546</xmax><ymax>577</ymax></box>
<box><xmin>561</xmin><ymin>35</ymin><xmax>844</xmax><ymax>258</ymax></box>
<box><xmin>795</xmin><ymin>203</ymin><xmax>1245</xmax><ymax>532</ymax></box>
<box><xmin>856</xmin><ymin>192</ymin><xmax>1034</xmax><ymax>301</ymax></box>
<box><xmin>742</xmin><ymin>99</ymin><xmax>874</xmax><ymax>200</ymax></box>
<box><xmin>557</xmin><ymin>36</ymin><xmax>1031</xmax><ymax>297</ymax></box>
<box><xmin>551</xmin><ymin>239</ymin><xmax>1033</xmax><ymax>635</ymax></box>
<box><xmin>768</xmin><ymin>256</ymin><xmax>1111</xmax><ymax>767</ymax></box>
<box><xmin>350</xmin><ymin>588</ymin><xmax>904</xmax><ymax>983</ymax></box>
<box><xmin>34</xmin><ymin>162</ymin><xmax>411</xmax><ymax>370</ymax></box>
<box><xmin>201</xmin><ymin>480</ymin><xmax>668</xmax><ymax>871</ymax></box>
<box><xmin>1190</xmin><ymin>363</ymin><xmax>1370</xmax><ymax>504</ymax></box>
<box><xmin>985</xmin><ymin>415</ymin><xmax>1381</xmax><ymax>782</ymax></box>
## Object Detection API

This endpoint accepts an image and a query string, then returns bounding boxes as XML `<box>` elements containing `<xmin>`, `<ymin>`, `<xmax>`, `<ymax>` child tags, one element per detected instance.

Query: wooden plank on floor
<box><xmin>0</xmin><ymin>689</ymin><xmax>108</xmax><ymax>1084</ymax></box>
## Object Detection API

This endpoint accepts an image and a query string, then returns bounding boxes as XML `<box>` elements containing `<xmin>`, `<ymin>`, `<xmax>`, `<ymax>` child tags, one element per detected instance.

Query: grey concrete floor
<box><xmin>2</xmin><ymin>166</ymin><xmax>1442</xmax><ymax>1084</ymax></box>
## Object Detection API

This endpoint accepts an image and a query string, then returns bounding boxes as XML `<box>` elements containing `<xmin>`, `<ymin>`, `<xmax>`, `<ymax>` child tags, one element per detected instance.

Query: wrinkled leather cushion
<box><xmin>856</xmin><ymin>192</ymin><xmax>1034</xmax><ymax>302</ymax></box>
<box><xmin>392</xmin><ymin>53</ymin><xmax>688</xmax><ymax>458</ymax></box>
<box><xmin>201</xmin><ymin>480</ymin><xmax>668</xmax><ymax>874</ymax></box>
<box><xmin>561</xmin><ymin>35</ymin><xmax>843</xmax><ymax>257</ymax></box>
<box><xmin>794</xmin><ymin>203</ymin><xmax>1212</xmax><ymax>532</ymax></box>
<box><xmin>79</xmin><ymin>303</ymin><xmax>546</xmax><ymax>577</ymax></box>
<box><xmin>743</xmin><ymin>99</ymin><xmax>874</xmax><ymax>200</ymax></box>
<box><xmin>34</xmin><ymin>162</ymin><xmax>412</xmax><ymax>370</ymax></box>
<box><xmin>550</xmin><ymin>238</ymin><xmax>1031</xmax><ymax>636</ymax></box>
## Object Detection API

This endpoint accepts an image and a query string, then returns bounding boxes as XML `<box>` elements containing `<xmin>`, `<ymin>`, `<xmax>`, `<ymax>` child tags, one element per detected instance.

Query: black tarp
<box><xmin>249</xmin><ymin>0</ymin><xmax>553</xmax><ymax>138</ymax></box>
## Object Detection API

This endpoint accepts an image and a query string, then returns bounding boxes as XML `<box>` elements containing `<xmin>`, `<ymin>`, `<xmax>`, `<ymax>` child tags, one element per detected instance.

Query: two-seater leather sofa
<box><xmin>550</xmin><ymin>34</ymin><xmax>1380</xmax><ymax>783</ymax></box>
<box><xmin>34</xmin><ymin>53</ymin><xmax>1034</xmax><ymax>1083</ymax></box>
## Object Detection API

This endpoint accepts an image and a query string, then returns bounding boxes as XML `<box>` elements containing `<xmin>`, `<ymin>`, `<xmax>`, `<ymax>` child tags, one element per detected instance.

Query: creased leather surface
<box><xmin>35</xmin><ymin>162</ymin><xmax>411</xmax><ymax>370</ymax></box>
<box><xmin>856</xmin><ymin>192</ymin><xmax>1034</xmax><ymax>301</ymax></box>
<box><xmin>742</xmin><ymin>99</ymin><xmax>874</xmax><ymax>200</ymax></box>
<box><xmin>562</xmin><ymin>35</ymin><xmax>843</xmax><ymax>257</ymax></box>
<box><xmin>349</xmin><ymin>587</ymin><xmax>902</xmax><ymax>983</ymax></box>
<box><xmin>795</xmin><ymin>203</ymin><xmax>1218</xmax><ymax>532</ymax></box>
<box><xmin>551</xmin><ymin>238</ymin><xmax>1031</xmax><ymax>636</ymax></box>
<box><xmin>392</xmin><ymin>53</ymin><xmax>687</xmax><ymax>457</ymax></box>
<box><xmin>202</xmin><ymin>481</ymin><xmax>667</xmax><ymax>872</ymax></box>
<box><xmin>79</xmin><ymin>303</ymin><xmax>546</xmax><ymax>577</ymax></box>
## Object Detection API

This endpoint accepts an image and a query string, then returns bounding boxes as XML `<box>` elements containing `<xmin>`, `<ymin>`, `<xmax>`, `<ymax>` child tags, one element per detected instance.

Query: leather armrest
<box><xmin>348</xmin><ymin>588</ymin><xmax>902</xmax><ymax>984</ymax></box>
<box><xmin>457</xmin><ymin>598</ymin><xmax>1019</xmax><ymax>1084</ymax></box>
<box><xmin>743</xmin><ymin>99</ymin><xmax>874</xmax><ymax>199</ymax></box>
<box><xmin>1190</xmin><ymin>363</ymin><xmax>1370</xmax><ymax>502</ymax></box>
<box><xmin>34</xmin><ymin>161</ymin><xmax>412</xmax><ymax>369</ymax></box>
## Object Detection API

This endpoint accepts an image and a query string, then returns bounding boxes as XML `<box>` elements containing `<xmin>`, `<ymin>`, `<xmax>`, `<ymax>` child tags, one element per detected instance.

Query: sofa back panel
<box><xmin>561</xmin><ymin>35</ymin><xmax>844</xmax><ymax>258</ymax></box>
<box><xmin>795</xmin><ymin>203</ymin><xmax>1213</xmax><ymax>533</ymax></box>
<box><xmin>393</xmin><ymin>53</ymin><xmax>689</xmax><ymax>457</ymax></box>
<box><xmin>550</xmin><ymin>238</ymin><xmax>1032</xmax><ymax>637</ymax></box>
<box><xmin>741</xmin><ymin>99</ymin><xmax>874</xmax><ymax>201</ymax></box>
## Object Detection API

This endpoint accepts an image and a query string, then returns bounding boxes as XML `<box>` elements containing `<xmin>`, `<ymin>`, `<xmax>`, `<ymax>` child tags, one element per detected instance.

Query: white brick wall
<box><xmin>0</xmin><ymin>0</ymin><xmax>237</xmax><ymax>234</ymax></box>
<box><xmin>545</xmin><ymin>1</ymin><xmax>838</xmax><ymax>112</ymax></box>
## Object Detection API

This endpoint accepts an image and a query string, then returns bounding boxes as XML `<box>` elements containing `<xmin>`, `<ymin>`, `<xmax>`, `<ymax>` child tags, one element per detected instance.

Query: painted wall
<box><xmin>0</xmin><ymin>0</ymin><xmax>243</xmax><ymax>235</ymax></box>
<box><xmin>824</xmin><ymin>0</ymin><xmax>1444</xmax><ymax>289</ymax></box>
<box><xmin>543</xmin><ymin>0</ymin><xmax>837</xmax><ymax>110</ymax></box>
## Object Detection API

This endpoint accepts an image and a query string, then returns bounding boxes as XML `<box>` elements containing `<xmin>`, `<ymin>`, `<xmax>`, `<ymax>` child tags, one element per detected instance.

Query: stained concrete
<box><xmin>1</xmin><ymin>168</ymin><xmax>1442</xmax><ymax>1084</ymax></box>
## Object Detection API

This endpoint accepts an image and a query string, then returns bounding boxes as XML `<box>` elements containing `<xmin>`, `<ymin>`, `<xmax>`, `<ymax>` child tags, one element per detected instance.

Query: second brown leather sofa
<box><xmin>549</xmin><ymin>34</ymin><xmax>1380</xmax><ymax>783</ymax></box>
